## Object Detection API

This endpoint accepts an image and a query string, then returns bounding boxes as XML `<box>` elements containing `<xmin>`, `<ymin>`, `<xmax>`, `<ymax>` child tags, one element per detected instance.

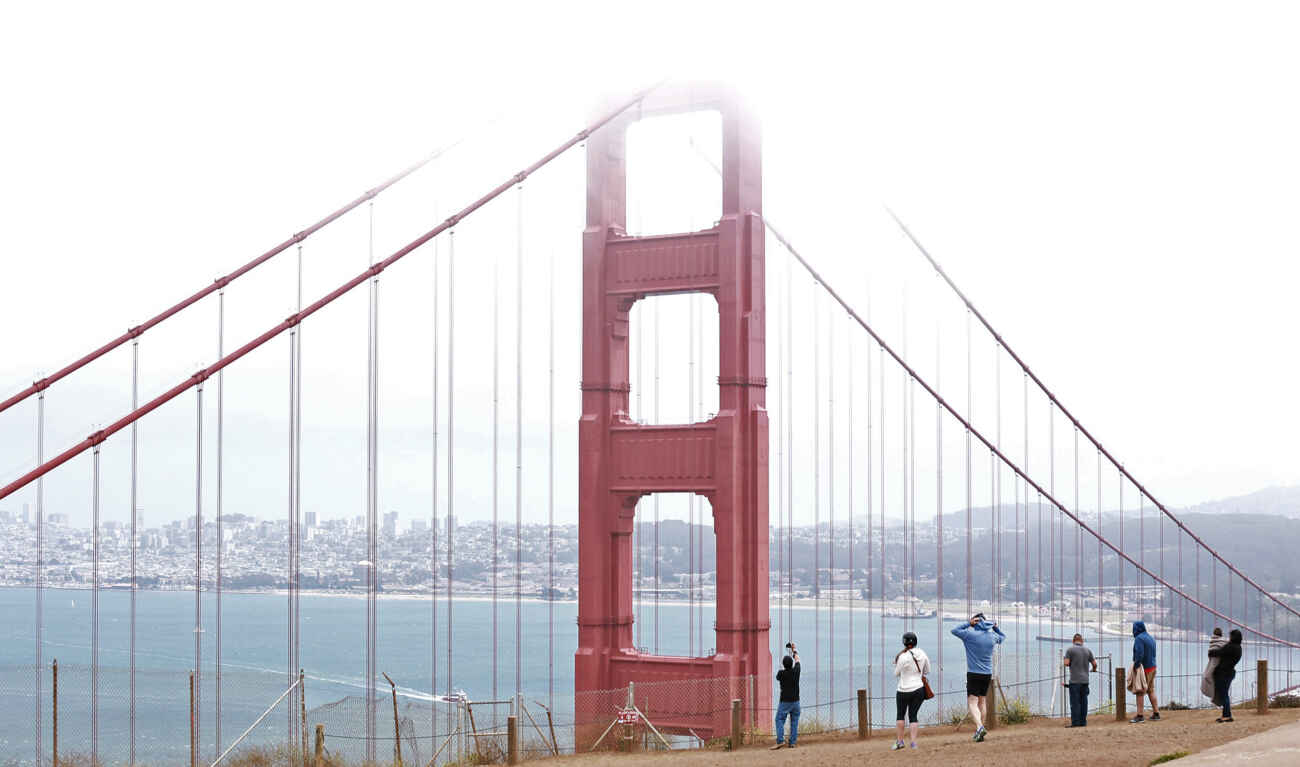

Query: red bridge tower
<box><xmin>576</xmin><ymin>83</ymin><xmax>770</xmax><ymax>739</ymax></box>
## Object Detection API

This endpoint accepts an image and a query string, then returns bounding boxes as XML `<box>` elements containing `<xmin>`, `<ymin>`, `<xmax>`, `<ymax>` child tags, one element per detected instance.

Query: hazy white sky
<box><xmin>2</xmin><ymin>1</ymin><xmax>1297</xmax><ymax>528</ymax></box>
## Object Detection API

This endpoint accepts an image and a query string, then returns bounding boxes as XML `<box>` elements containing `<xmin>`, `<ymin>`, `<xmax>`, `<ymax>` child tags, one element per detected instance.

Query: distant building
<box><xmin>410</xmin><ymin>518</ymin><xmax>427</xmax><ymax>534</ymax></box>
<box><xmin>383</xmin><ymin>511</ymin><xmax>398</xmax><ymax>538</ymax></box>
<box><xmin>48</xmin><ymin>513</ymin><xmax>70</xmax><ymax>526</ymax></box>
<box><xmin>23</xmin><ymin>503</ymin><xmax>32</xmax><ymax>525</ymax></box>
<box><xmin>305</xmin><ymin>511</ymin><xmax>318</xmax><ymax>529</ymax></box>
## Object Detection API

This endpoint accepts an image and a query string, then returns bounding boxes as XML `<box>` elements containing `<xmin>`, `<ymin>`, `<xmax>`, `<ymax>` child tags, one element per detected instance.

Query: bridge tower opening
<box><xmin>576</xmin><ymin>83</ymin><xmax>769</xmax><ymax>741</ymax></box>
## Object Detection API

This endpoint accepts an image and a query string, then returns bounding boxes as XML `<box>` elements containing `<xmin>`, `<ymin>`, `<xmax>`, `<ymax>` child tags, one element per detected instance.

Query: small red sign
<box><xmin>617</xmin><ymin>709</ymin><xmax>640</xmax><ymax>725</ymax></box>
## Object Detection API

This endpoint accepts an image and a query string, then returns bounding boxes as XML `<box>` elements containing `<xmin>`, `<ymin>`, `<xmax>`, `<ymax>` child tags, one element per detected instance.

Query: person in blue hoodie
<box><xmin>1130</xmin><ymin>621</ymin><xmax>1161</xmax><ymax>723</ymax></box>
<box><xmin>951</xmin><ymin>612</ymin><xmax>1004</xmax><ymax>742</ymax></box>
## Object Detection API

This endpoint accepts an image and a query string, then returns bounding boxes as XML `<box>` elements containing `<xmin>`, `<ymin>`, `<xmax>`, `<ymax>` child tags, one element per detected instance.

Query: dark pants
<box><xmin>1214</xmin><ymin>671</ymin><xmax>1234</xmax><ymax>718</ymax></box>
<box><xmin>775</xmin><ymin>700</ymin><xmax>800</xmax><ymax>744</ymax></box>
<box><xmin>1068</xmin><ymin>683</ymin><xmax>1089</xmax><ymax>726</ymax></box>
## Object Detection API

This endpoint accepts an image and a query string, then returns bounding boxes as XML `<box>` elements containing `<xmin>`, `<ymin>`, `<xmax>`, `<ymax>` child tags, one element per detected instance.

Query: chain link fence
<box><xmin>4</xmin><ymin>657</ymin><xmax>1297</xmax><ymax>766</ymax></box>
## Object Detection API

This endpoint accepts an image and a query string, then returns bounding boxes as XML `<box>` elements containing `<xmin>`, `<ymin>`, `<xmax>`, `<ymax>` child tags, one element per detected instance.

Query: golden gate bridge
<box><xmin>2</xmin><ymin>80</ymin><xmax>1298</xmax><ymax>765</ymax></box>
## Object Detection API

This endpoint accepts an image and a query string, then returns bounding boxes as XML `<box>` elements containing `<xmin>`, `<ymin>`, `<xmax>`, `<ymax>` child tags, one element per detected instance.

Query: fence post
<box><xmin>1257</xmin><ymin>659</ymin><xmax>1269</xmax><ymax>715</ymax></box>
<box><xmin>382</xmin><ymin>673</ymin><xmax>402</xmax><ymax>767</ymax></box>
<box><xmin>507</xmin><ymin>715</ymin><xmax>519</xmax><ymax>765</ymax></box>
<box><xmin>300</xmin><ymin>670</ymin><xmax>308</xmax><ymax>767</ymax></box>
<box><xmin>1115</xmin><ymin>667</ymin><xmax>1126</xmax><ymax>722</ymax></box>
<box><xmin>51</xmin><ymin>659</ymin><xmax>58</xmax><ymax>767</ymax></box>
<box><xmin>314</xmin><ymin>724</ymin><xmax>324</xmax><ymax>767</ymax></box>
<box><xmin>730</xmin><ymin>699</ymin><xmax>742</xmax><ymax>750</ymax></box>
<box><xmin>190</xmin><ymin>670</ymin><xmax>197</xmax><ymax>767</ymax></box>
<box><xmin>985</xmin><ymin>678</ymin><xmax>997</xmax><ymax>731</ymax></box>
<box><xmin>857</xmin><ymin>689</ymin><xmax>867</xmax><ymax>739</ymax></box>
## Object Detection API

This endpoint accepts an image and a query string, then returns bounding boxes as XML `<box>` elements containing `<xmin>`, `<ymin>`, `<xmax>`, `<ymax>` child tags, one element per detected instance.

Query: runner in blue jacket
<box><xmin>951</xmin><ymin>613</ymin><xmax>1004</xmax><ymax>742</ymax></box>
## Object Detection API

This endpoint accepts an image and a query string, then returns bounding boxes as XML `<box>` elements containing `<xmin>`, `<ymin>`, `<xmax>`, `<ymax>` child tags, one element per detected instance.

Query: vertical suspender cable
<box><xmin>865</xmin><ymin>296</ymin><xmax>874</xmax><ymax>706</ymax></box>
<box><xmin>130</xmin><ymin>339</ymin><xmax>139</xmax><ymax>765</ymax></box>
<box><xmin>35</xmin><ymin>392</ymin><xmax>44</xmax><ymax>767</ymax></box>
<box><xmin>785</xmin><ymin>249</ymin><xmax>794</xmax><ymax>650</ymax></box>
<box><xmin>514</xmin><ymin>184</ymin><xmax>524</xmax><ymax>703</ymax></box>
<box><xmin>1022</xmin><ymin>372</ymin><xmax>1028</xmax><ymax>685</ymax></box>
<box><xmin>773</xmin><ymin>288</ymin><xmax>782</xmax><ymax>659</ymax></box>
<box><xmin>828</xmin><ymin>307</ymin><xmax>836</xmax><ymax>714</ymax></box>
<box><xmin>1097</xmin><ymin>451</ymin><xmax>1103</xmax><ymax>667</ymax></box>
<box><xmin>1074</xmin><ymin>429</ymin><xmax>1080</xmax><ymax>630</ymax></box>
<box><xmin>215</xmin><ymin>288</ymin><xmax>224</xmax><ymax>757</ymax></box>
<box><xmin>547</xmin><ymin>243</ymin><xmax>556</xmax><ymax>709</ymax></box>
<box><xmin>92</xmin><ymin>443</ymin><xmax>100</xmax><ymax>765</ymax></box>
<box><xmin>994</xmin><ymin>346</ymin><xmax>1001</xmax><ymax>623</ymax></box>
<box><xmin>365</xmin><ymin>201</ymin><xmax>379</xmax><ymax>761</ymax></box>
<box><xmin>848</xmin><ymin>321</ymin><xmax>855</xmax><ymax>695</ymax></box>
<box><xmin>294</xmin><ymin>244</ymin><xmax>303</xmax><ymax>752</ymax></box>
<box><xmin>900</xmin><ymin>302</ymin><xmax>908</xmax><ymax>630</ymax></box>
<box><xmin>431</xmin><ymin>226</ymin><xmax>440</xmax><ymax>742</ymax></box>
<box><xmin>966</xmin><ymin>308</ymin><xmax>972</xmax><ymax>619</ymax></box>
<box><xmin>935</xmin><ymin>326</ymin><xmax>944</xmax><ymax>694</ymax></box>
<box><xmin>194</xmin><ymin>383</ymin><xmax>204</xmax><ymax>755</ymax></box>
<box><xmin>492</xmin><ymin>215</ymin><xmax>500</xmax><ymax>707</ymax></box>
<box><xmin>878</xmin><ymin>340</ymin><xmax>886</xmax><ymax>694</ymax></box>
<box><xmin>812</xmin><ymin>285</ymin><xmax>821</xmax><ymax>706</ymax></box>
<box><xmin>287</xmin><ymin>246</ymin><xmax>301</xmax><ymax>749</ymax></box>
<box><xmin>446</xmin><ymin>230</ymin><xmax>456</xmax><ymax>736</ymax></box>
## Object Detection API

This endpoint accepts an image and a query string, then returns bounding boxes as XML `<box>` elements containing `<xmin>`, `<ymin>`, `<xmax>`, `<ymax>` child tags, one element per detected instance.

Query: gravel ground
<box><xmin>552</xmin><ymin>708</ymin><xmax>1300</xmax><ymax>767</ymax></box>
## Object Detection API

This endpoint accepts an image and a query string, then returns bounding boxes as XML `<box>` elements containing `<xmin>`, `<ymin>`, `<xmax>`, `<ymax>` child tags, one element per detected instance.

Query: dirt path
<box><xmin>553</xmin><ymin>709</ymin><xmax>1300</xmax><ymax>767</ymax></box>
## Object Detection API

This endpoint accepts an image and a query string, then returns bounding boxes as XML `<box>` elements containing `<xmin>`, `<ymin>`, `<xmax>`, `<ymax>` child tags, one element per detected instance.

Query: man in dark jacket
<box><xmin>1131</xmin><ymin>621</ymin><xmax>1161</xmax><ymax>723</ymax></box>
<box><xmin>1207</xmin><ymin>628</ymin><xmax>1243</xmax><ymax>722</ymax></box>
<box><xmin>772</xmin><ymin>643</ymin><xmax>801</xmax><ymax>749</ymax></box>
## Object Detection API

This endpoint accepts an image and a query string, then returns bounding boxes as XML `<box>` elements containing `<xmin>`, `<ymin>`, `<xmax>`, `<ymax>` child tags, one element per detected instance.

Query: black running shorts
<box><xmin>967</xmin><ymin>672</ymin><xmax>992</xmax><ymax>697</ymax></box>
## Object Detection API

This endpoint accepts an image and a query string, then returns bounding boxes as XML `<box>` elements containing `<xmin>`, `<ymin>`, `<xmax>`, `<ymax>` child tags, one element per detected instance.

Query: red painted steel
<box><xmin>575</xmin><ymin>83</ymin><xmax>769</xmax><ymax>740</ymax></box>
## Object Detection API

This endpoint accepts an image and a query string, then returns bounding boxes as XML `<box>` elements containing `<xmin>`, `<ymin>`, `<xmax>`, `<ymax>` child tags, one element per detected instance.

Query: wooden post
<box><xmin>985</xmin><ymin>678</ymin><xmax>997</xmax><ymax>731</ymax></box>
<box><xmin>300</xmin><ymin>670</ymin><xmax>309</xmax><ymax>767</ymax></box>
<box><xmin>382</xmin><ymin>673</ymin><xmax>402</xmax><ymax>767</ymax></box>
<box><xmin>189</xmin><ymin>671</ymin><xmax>197</xmax><ymax>767</ymax></box>
<box><xmin>507</xmin><ymin>715</ymin><xmax>519</xmax><ymax>765</ymax></box>
<box><xmin>730</xmin><ymin>699</ymin><xmax>742</xmax><ymax>750</ymax></box>
<box><xmin>1257</xmin><ymin>659</ymin><xmax>1269</xmax><ymax>714</ymax></box>
<box><xmin>51</xmin><ymin>659</ymin><xmax>58</xmax><ymax>767</ymax></box>
<box><xmin>314</xmin><ymin>724</ymin><xmax>325</xmax><ymax>767</ymax></box>
<box><xmin>545</xmin><ymin>706</ymin><xmax>559</xmax><ymax>757</ymax></box>
<box><xmin>1115</xmin><ymin>667</ymin><xmax>1126</xmax><ymax>722</ymax></box>
<box><xmin>857</xmin><ymin>689</ymin><xmax>868</xmax><ymax>739</ymax></box>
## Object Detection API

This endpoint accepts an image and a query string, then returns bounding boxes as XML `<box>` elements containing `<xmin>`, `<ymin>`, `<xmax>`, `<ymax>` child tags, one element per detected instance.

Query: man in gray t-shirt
<box><xmin>1063</xmin><ymin>634</ymin><xmax>1098</xmax><ymax>727</ymax></box>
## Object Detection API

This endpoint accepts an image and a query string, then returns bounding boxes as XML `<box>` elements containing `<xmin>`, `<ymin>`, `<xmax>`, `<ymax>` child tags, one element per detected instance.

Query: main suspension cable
<box><xmin>886</xmin><ymin>208</ymin><xmax>1300</xmax><ymax>622</ymax></box>
<box><xmin>0</xmin><ymin>84</ymin><xmax>663</xmax><ymax>502</ymax></box>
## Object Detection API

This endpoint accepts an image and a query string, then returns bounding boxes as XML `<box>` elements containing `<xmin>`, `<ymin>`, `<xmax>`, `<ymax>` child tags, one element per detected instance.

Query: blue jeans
<box><xmin>1068</xmin><ymin>683</ymin><xmax>1089</xmax><ymax>726</ymax></box>
<box><xmin>775</xmin><ymin>700</ymin><xmax>800</xmax><ymax>744</ymax></box>
<box><xmin>1214</xmin><ymin>671</ymin><xmax>1234</xmax><ymax>718</ymax></box>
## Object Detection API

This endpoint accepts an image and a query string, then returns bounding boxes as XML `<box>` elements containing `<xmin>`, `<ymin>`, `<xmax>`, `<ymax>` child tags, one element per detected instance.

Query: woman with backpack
<box><xmin>892</xmin><ymin>631</ymin><xmax>933</xmax><ymax>751</ymax></box>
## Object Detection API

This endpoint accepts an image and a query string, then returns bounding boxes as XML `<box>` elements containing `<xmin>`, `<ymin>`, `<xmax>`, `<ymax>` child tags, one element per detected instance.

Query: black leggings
<box><xmin>896</xmin><ymin>688</ymin><xmax>925</xmax><ymax>723</ymax></box>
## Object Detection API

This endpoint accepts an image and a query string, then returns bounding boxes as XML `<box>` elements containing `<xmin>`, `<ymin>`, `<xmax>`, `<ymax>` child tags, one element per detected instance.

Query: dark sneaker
<box><xmin>788</xmin><ymin>742</ymin><xmax>797</xmax><ymax>748</ymax></box>
<box><xmin>1150</xmin><ymin>712</ymin><xmax>1161</xmax><ymax>721</ymax></box>
<box><xmin>1130</xmin><ymin>715</ymin><xmax>1145</xmax><ymax>724</ymax></box>
<box><xmin>974</xmin><ymin>726</ymin><xmax>987</xmax><ymax>742</ymax></box>
<box><xmin>891</xmin><ymin>741</ymin><xmax>905</xmax><ymax>751</ymax></box>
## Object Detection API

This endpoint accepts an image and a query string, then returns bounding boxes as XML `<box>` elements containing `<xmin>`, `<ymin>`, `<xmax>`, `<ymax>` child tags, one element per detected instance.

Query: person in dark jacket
<box><xmin>1130</xmin><ymin>621</ymin><xmax>1161</xmax><ymax>723</ymax></box>
<box><xmin>1207</xmin><ymin>629</ymin><xmax>1244</xmax><ymax>722</ymax></box>
<box><xmin>772</xmin><ymin>642</ymin><xmax>801</xmax><ymax>748</ymax></box>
